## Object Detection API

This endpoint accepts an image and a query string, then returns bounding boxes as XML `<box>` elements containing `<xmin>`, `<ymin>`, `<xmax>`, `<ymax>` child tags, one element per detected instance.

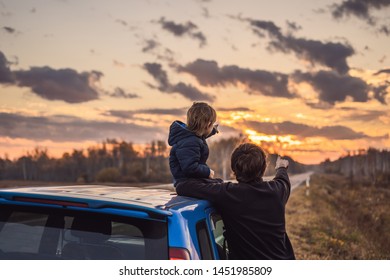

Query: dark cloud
<box><xmin>0</xmin><ymin>112</ymin><xmax>163</xmax><ymax>142</ymax></box>
<box><xmin>372</xmin><ymin>83</ymin><xmax>390</xmax><ymax>104</ymax></box>
<box><xmin>375</xmin><ymin>68</ymin><xmax>390</xmax><ymax>75</ymax></box>
<box><xmin>106</xmin><ymin>87</ymin><xmax>139</xmax><ymax>99</ymax></box>
<box><xmin>342</xmin><ymin>108</ymin><xmax>388</xmax><ymax>122</ymax></box>
<box><xmin>0</xmin><ymin>51</ymin><xmax>14</xmax><ymax>83</ymax></box>
<box><xmin>286</xmin><ymin>21</ymin><xmax>302</xmax><ymax>32</ymax></box>
<box><xmin>178</xmin><ymin>59</ymin><xmax>294</xmax><ymax>98</ymax></box>
<box><xmin>1</xmin><ymin>51</ymin><xmax>123</xmax><ymax>103</ymax></box>
<box><xmin>247</xmin><ymin>19</ymin><xmax>354</xmax><ymax>74</ymax></box>
<box><xmin>379</xmin><ymin>25</ymin><xmax>390</xmax><ymax>36</ymax></box>
<box><xmin>142</xmin><ymin>39</ymin><xmax>161</xmax><ymax>53</ymax></box>
<box><xmin>331</xmin><ymin>0</ymin><xmax>390</xmax><ymax>25</ymax></box>
<box><xmin>105</xmin><ymin>108</ymin><xmax>186</xmax><ymax>119</ymax></box>
<box><xmin>157</xmin><ymin>17</ymin><xmax>207</xmax><ymax>47</ymax></box>
<box><xmin>216</xmin><ymin>107</ymin><xmax>252</xmax><ymax>112</ymax></box>
<box><xmin>13</xmin><ymin>67</ymin><xmax>102</xmax><ymax>103</ymax></box>
<box><xmin>2</xmin><ymin>26</ymin><xmax>15</xmax><ymax>34</ymax></box>
<box><xmin>156</xmin><ymin>48</ymin><xmax>176</xmax><ymax>64</ymax></box>
<box><xmin>293</xmin><ymin>70</ymin><xmax>369</xmax><ymax>105</ymax></box>
<box><xmin>136</xmin><ymin>108</ymin><xmax>187</xmax><ymax>115</ymax></box>
<box><xmin>191</xmin><ymin>31</ymin><xmax>207</xmax><ymax>46</ymax></box>
<box><xmin>1</xmin><ymin>50</ymin><xmax>102</xmax><ymax>103</ymax></box>
<box><xmin>103</xmin><ymin>110</ymin><xmax>134</xmax><ymax>119</ymax></box>
<box><xmin>304</xmin><ymin>100</ymin><xmax>334</xmax><ymax>110</ymax></box>
<box><xmin>144</xmin><ymin>62</ymin><xmax>214</xmax><ymax>101</ymax></box>
<box><xmin>250</xmin><ymin>20</ymin><xmax>282</xmax><ymax>37</ymax></box>
<box><xmin>158</xmin><ymin>18</ymin><xmax>196</xmax><ymax>36</ymax></box>
<box><xmin>140</xmin><ymin>38</ymin><xmax>175</xmax><ymax>64</ymax></box>
<box><xmin>172</xmin><ymin>82</ymin><xmax>214</xmax><ymax>101</ymax></box>
<box><xmin>245</xmin><ymin>120</ymin><xmax>388</xmax><ymax>140</ymax></box>
<box><xmin>115</xmin><ymin>19</ymin><xmax>128</xmax><ymax>26</ymax></box>
<box><xmin>144</xmin><ymin>63</ymin><xmax>170</xmax><ymax>89</ymax></box>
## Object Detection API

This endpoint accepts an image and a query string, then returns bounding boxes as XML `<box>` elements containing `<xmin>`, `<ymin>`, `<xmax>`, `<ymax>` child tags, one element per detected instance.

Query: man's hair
<box><xmin>231</xmin><ymin>143</ymin><xmax>267</xmax><ymax>183</ymax></box>
<box><xmin>187</xmin><ymin>102</ymin><xmax>216</xmax><ymax>135</ymax></box>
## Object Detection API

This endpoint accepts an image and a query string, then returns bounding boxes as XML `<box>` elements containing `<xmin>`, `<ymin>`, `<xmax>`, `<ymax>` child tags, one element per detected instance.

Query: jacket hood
<box><xmin>168</xmin><ymin>121</ymin><xmax>197</xmax><ymax>146</ymax></box>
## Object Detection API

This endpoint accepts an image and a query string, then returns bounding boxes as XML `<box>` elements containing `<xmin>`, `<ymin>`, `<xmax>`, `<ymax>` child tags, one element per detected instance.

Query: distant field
<box><xmin>286</xmin><ymin>173</ymin><xmax>390</xmax><ymax>259</ymax></box>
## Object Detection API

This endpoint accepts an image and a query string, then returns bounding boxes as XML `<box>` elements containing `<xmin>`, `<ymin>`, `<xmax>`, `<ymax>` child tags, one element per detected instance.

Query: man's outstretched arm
<box><xmin>273</xmin><ymin>157</ymin><xmax>291</xmax><ymax>204</ymax></box>
<box><xmin>176</xmin><ymin>179</ymin><xmax>230</xmax><ymax>204</ymax></box>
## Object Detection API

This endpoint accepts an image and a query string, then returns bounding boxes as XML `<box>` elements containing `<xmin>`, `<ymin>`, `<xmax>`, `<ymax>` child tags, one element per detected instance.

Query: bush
<box><xmin>96</xmin><ymin>167</ymin><xmax>121</xmax><ymax>182</ymax></box>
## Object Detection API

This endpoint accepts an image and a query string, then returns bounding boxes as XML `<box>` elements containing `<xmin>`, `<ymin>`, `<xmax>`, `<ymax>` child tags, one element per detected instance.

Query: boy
<box><xmin>168</xmin><ymin>102</ymin><xmax>220</xmax><ymax>187</ymax></box>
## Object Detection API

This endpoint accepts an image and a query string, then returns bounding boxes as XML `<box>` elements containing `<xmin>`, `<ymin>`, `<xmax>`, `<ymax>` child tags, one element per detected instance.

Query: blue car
<box><xmin>0</xmin><ymin>185</ymin><xmax>227</xmax><ymax>260</ymax></box>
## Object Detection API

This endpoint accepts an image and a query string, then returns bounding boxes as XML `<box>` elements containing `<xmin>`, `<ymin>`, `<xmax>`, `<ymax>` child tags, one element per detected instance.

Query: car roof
<box><xmin>0</xmin><ymin>185</ymin><xmax>211</xmax><ymax>217</ymax></box>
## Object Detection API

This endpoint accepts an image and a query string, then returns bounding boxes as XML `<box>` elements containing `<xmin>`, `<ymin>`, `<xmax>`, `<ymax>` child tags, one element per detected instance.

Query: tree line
<box><xmin>321</xmin><ymin>148</ymin><xmax>390</xmax><ymax>187</ymax></box>
<box><xmin>0</xmin><ymin>139</ymin><xmax>170</xmax><ymax>183</ymax></box>
<box><xmin>0</xmin><ymin>137</ymin><xmax>311</xmax><ymax>184</ymax></box>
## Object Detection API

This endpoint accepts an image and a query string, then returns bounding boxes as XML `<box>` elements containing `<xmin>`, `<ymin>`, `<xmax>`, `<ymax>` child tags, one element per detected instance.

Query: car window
<box><xmin>0</xmin><ymin>211</ymin><xmax>47</xmax><ymax>254</ymax></box>
<box><xmin>211</xmin><ymin>214</ymin><xmax>228</xmax><ymax>259</ymax></box>
<box><xmin>196</xmin><ymin>220</ymin><xmax>214</xmax><ymax>260</ymax></box>
<box><xmin>211</xmin><ymin>214</ymin><xmax>224</xmax><ymax>246</ymax></box>
<box><xmin>0</xmin><ymin>205</ymin><xmax>168</xmax><ymax>260</ymax></box>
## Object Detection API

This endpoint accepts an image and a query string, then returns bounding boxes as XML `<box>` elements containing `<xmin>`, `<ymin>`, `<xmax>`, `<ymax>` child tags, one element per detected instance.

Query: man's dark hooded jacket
<box><xmin>176</xmin><ymin>167</ymin><xmax>295</xmax><ymax>260</ymax></box>
<box><xmin>168</xmin><ymin>121</ymin><xmax>216</xmax><ymax>185</ymax></box>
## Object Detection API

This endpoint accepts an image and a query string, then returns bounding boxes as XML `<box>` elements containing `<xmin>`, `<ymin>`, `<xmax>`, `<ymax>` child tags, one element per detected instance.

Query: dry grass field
<box><xmin>286</xmin><ymin>173</ymin><xmax>390</xmax><ymax>259</ymax></box>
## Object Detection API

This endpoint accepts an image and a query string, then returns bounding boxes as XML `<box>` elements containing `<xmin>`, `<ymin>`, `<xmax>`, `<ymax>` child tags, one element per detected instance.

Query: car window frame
<box><xmin>195</xmin><ymin>218</ymin><xmax>214</xmax><ymax>260</ymax></box>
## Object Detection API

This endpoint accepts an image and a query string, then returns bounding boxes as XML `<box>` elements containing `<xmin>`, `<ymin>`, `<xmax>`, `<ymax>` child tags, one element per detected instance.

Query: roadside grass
<box><xmin>286</xmin><ymin>173</ymin><xmax>390</xmax><ymax>259</ymax></box>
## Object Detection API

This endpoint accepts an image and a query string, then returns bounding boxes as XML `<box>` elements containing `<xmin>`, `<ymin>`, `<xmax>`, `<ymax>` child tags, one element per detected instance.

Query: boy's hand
<box><xmin>209</xmin><ymin>169</ymin><xmax>215</xmax><ymax>179</ymax></box>
<box><xmin>276</xmin><ymin>156</ymin><xmax>289</xmax><ymax>169</ymax></box>
<box><xmin>213</xmin><ymin>123</ymin><xmax>219</xmax><ymax>134</ymax></box>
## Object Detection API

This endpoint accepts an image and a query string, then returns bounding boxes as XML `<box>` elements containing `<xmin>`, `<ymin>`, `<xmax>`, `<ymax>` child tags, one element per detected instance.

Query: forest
<box><xmin>0</xmin><ymin>137</ymin><xmax>307</xmax><ymax>184</ymax></box>
<box><xmin>321</xmin><ymin>148</ymin><xmax>390</xmax><ymax>187</ymax></box>
<box><xmin>1</xmin><ymin>136</ymin><xmax>388</xmax><ymax>185</ymax></box>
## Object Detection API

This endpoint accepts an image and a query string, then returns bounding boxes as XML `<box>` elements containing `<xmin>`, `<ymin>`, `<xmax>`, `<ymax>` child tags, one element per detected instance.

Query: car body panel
<box><xmin>0</xmin><ymin>186</ymin><xmax>173</xmax><ymax>218</ymax></box>
<box><xmin>0</xmin><ymin>185</ymin><xmax>220</xmax><ymax>260</ymax></box>
<box><xmin>166</xmin><ymin>197</ymin><xmax>213</xmax><ymax>260</ymax></box>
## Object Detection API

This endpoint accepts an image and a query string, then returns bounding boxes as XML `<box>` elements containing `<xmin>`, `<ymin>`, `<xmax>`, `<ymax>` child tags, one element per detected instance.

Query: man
<box><xmin>175</xmin><ymin>143</ymin><xmax>295</xmax><ymax>260</ymax></box>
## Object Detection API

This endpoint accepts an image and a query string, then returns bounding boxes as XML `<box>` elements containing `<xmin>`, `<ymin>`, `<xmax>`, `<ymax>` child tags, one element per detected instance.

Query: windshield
<box><xmin>0</xmin><ymin>205</ymin><xmax>168</xmax><ymax>260</ymax></box>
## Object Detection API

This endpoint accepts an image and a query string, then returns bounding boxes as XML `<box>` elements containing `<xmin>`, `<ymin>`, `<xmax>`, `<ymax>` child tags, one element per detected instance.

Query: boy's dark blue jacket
<box><xmin>168</xmin><ymin>120</ymin><xmax>217</xmax><ymax>184</ymax></box>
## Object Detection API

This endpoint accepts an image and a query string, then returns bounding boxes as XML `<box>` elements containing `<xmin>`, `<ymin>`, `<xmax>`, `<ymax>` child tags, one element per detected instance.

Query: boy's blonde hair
<box><xmin>187</xmin><ymin>102</ymin><xmax>216</xmax><ymax>136</ymax></box>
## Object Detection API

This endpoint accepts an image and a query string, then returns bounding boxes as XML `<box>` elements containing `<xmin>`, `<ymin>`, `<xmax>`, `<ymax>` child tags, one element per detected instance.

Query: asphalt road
<box><xmin>264</xmin><ymin>171</ymin><xmax>314</xmax><ymax>192</ymax></box>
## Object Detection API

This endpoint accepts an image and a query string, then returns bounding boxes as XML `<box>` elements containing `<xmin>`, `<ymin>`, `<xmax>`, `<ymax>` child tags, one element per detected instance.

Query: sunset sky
<box><xmin>0</xmin><ymin>0</ymin><xmax>389</xmax><ymax>164</ymax></box>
